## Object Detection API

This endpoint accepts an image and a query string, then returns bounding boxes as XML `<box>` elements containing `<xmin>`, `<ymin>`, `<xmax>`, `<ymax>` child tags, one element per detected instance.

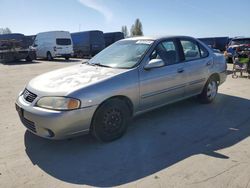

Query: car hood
<box><xmin>27</xmin><ymin>64</ymin><xmax>128</xmax><ymax>96</ymax></box>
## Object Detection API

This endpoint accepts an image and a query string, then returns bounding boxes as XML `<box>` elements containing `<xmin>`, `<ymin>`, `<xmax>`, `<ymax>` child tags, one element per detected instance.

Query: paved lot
<box><xmin>0</xmin><ymin>59</ymin><xmax>250</xmax><ymax>188</ymax></box>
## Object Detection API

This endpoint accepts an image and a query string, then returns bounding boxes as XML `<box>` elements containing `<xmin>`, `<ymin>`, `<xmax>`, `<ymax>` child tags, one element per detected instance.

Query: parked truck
<box><xmin>198</xmin><ymin>37</ymin><xmax>229</xmax><ymax>52</ymax></box>
<box><xmin>71</xmin><ymin>30</ymin><xmax>105</xmax><ymax>58</ymax></box>
<box><xmin>0</xmin><ymin>33</ymin><xmax>36</xmax><ymax>63</ymax></box>
<box><xmin>104</xmin><ymin>32</ymin><xmax>124</xmax><ymax>47</ymax></box>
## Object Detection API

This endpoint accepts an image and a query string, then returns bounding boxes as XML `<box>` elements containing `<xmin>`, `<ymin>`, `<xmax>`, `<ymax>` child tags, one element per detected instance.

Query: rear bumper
<box><xmin>219</xmin><ymin>70</ymin><xmax>227</xmax><ymax>85</ymax></box>
<box><xmin>16</xmin><ymin>95</ymin><xmax>98</xmax><ymax>140</ymax></box>
<box><xmin>55</xmin><ymin>53</ymin><xmax>73</xmax><ymax>58</ymax></box>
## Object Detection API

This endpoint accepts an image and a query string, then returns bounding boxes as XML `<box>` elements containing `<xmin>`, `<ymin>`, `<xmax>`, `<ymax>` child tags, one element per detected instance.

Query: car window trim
<box><xmin>198</xmin><ymin>42</ymin><xmax>210</xmax><ymax>58</ymax></box>
<box><xmin>148</xmin><ymin>38</ymin><xmax>183</xmax><ymax>67</ymax></box>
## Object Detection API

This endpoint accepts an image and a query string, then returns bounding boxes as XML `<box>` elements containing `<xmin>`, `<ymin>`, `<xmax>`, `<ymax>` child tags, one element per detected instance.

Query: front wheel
<box><xmin>91</xmin><ymin>99</ymin><xmax>131</xmax><ymax>142</ymax></box>
<box><xmin>198</xmin><ymin>78</ymin><xmax>218</xmax><ymax>104</ymax></box>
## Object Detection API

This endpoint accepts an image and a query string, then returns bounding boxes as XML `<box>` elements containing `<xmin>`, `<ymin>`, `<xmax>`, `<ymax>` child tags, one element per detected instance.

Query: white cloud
<box><xmin>78</xmin><ymin>0</ymin><xmax>113</xmax><ymax>22</ymax></box>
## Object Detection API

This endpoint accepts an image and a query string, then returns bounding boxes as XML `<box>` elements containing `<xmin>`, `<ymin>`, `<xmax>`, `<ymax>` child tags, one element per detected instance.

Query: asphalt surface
<box><xmin>0</xmin><ymin>59</ymin><xmax>250</xmax><ymax>188</ymax></box>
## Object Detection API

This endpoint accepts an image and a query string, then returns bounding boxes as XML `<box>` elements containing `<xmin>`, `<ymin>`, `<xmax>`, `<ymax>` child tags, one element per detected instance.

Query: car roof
<box><xmin>122</xmin><ymin>35</ymin><xmax>197</xmax><ymax>41</ymax></box>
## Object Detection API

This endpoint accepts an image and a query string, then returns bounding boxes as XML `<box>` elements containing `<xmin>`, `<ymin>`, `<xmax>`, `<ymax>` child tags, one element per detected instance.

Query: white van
<box><xmin>34</xmin><ymin>31</ymin><xmax>73</xmax><ymax>60</ymax></box>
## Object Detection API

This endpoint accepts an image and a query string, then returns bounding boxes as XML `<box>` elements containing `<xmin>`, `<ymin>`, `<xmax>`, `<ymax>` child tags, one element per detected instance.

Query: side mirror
<box><xmin>144</xmin><ymin>59</ymin><xmax>165</xmax><ymax>70</ymax></box>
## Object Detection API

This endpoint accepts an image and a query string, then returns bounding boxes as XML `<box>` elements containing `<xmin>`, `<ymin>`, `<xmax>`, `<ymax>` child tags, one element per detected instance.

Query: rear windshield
<box><xmin>56</xmin><ymin>38</ymin><xmax>71</xmax><ymax>45</ymax></box>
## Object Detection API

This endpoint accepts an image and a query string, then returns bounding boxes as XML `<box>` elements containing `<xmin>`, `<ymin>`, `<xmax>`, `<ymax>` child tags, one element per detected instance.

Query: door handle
<box><xmin>206</xmin><ymin>61</ymin><xmax>212</xmax><ymax>66</ymax></box>
<box><xmin>177</xmin><ymin>68</ymin><xmax>184</xmax><ymax>73</ymax></box>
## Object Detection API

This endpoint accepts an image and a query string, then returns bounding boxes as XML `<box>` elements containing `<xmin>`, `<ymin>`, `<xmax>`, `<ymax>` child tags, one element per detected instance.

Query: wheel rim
<box><xmin>207</xmin><ymin>80</ymin><xmax>217</xmax><ymax>100</ymax></box>
<box><xmin>102</xmin><ymin>108</ymin><xmax>123</xmax><ymax>134</ymax></box>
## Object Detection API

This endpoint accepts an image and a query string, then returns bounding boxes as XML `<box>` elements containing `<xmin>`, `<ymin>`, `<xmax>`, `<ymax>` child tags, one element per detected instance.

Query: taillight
<box><xmin>53</xmin><ymin>46</ymin><xmax>57</xmax><ymax>51</ymax></box>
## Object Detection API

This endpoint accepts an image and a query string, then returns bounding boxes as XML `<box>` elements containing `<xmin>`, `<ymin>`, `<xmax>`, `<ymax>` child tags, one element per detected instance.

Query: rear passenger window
<box><xmin>181</xmin><ymin>40</ymin><xmax>200</xmax><ymax>61</ymax></box>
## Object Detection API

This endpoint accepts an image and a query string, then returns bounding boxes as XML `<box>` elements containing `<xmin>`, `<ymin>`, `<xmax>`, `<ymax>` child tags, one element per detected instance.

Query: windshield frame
<box><xmin>88</xmin><ymin>39</ymin><xmax>155</xmax><ymax>69</ymax></box>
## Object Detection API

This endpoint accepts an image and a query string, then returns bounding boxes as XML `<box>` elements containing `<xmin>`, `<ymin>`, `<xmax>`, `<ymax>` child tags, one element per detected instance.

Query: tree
<box><xmin>121</xmin><ymin>25</ymin><xmax>129</xmax><ymax>38</ymax></box>
<box><xmin>130</xmin><ymin>18</ymin><xmax>143</xmax><ymax>37</ymax></box>
<box><xmin>0</xmin><ymin>27</ymin><xmax>11</xmax><ymax>34</ymax></box>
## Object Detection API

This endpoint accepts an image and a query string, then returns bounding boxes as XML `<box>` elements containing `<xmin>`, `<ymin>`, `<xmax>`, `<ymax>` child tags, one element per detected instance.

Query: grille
<box><xmin>22</xmin><ymin>117</ymin><xmax>36</xmax><ymax>133</ymax></box>
<box><xmin>23</xmin><ymin>89</ymin><xmax>37</xmax><ymax>103</ymax></box>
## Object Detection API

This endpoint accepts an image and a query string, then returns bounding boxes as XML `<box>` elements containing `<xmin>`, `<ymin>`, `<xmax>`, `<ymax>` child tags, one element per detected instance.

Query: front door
<box><xmin>139</xmin><ymin>39</ymin><xmax>186</xmax><ymax>111</ymax></box>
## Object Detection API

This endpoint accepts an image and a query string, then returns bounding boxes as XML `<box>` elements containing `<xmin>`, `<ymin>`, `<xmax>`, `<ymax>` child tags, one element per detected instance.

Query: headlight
<box><xmin>36</xmin><ymin>97</ymin><xmax>81</xmax><ymax>110</ymax></box>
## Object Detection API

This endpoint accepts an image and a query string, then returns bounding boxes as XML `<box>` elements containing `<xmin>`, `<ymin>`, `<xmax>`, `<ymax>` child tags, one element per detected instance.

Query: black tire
<box><xmin>91</xmin><ymin>98</ymin><xmax>131</xmax><ymax>142</ymax></box>
<box><xmin>65</xmin><ymin>57</ymin><xmax>70</xmax><ymax>60</ymax></box>
<box><xmin>25</xmin><ymin>55</ymin><xmax>32</xmax><ymax>62</ymax></box>
<box><xmin>25</xmin><ymin>52</ymin><xmax>36</xmax><ymax>61</ymax></box>
<box><xmin>198</xmin><ymin>77</ymin><xmax>218</xmax><ymax>104</ymax></box>
<box><xmin>47</xmin><ymin>52</ymin><xmax>53</xmax><ymax>61</ymax></box>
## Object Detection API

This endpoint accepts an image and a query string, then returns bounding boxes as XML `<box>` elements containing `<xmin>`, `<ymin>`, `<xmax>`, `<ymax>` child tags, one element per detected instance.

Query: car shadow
<box><xmin>24</xmin><ymin>93</ymin><xmax>250</xmax><ymax>187</ymax></box>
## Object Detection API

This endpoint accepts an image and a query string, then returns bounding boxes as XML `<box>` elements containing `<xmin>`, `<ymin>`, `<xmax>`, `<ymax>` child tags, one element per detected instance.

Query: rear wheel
<box><xmin>91</xmin><ymin>99</ymin><xmax>131</xmax><ymax>142</ymax></box>
<box><xmin>198</xmin><ymin>77</ymin><xmax>218</xmax><ymax>104</ymax></box>
<box><xmin>47</xmin><ymin>52</ymin><xmax>53</xmax><ymax>61</ymax></box>
<box><xmin>65</xmin><ymin>57</ymin><xmax>70</xmax><ymax>60</ymax></box>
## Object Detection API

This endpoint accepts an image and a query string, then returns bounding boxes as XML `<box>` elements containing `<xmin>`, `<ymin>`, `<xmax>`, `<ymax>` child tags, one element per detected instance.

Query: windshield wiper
<box><xmin>82</xmin><ymin>61</ymin><xmax>89</xmax><ymax>64</ymax></box>
<box><xmin>82</xmin><ymin>61</ymin><xmax>111</xmax><ymax>68</ymax></box>
<box><xmin>82</xmin><ymin>61</ymin><xmax>95</xmax><ymax>66</ymax></box>
<box><xmin>93</xmin><ymin>63</ymin><xmax>112</xmax><ymax>68</ymax></box>
<box><xmin>83</xmin><ymin>61</ymin><xmax>115</xmax><ymax>68</ymax></box>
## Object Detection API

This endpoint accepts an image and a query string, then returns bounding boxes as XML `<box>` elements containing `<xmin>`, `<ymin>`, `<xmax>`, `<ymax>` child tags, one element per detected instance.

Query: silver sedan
<box><xmin>16</xmin><ymin>36</ymin><xmax>227</xmax><ymax>142</ymax></box>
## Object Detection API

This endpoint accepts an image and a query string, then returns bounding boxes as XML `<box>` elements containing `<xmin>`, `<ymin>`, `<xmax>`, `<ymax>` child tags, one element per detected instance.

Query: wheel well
<box><xmin>210</xmin><ymin>73</ymin><xmax>220</xmax><ymax>84</ymax></box>
<box><xmin>103</xmin><ymin>96</ymin><xmax>134</xmax><ymax>116</ymax></box>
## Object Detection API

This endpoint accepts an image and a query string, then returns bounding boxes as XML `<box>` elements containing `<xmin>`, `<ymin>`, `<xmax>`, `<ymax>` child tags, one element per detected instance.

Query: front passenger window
<box><xmin>150</xmin><ymin>40</ymin><xmax>179</xmax><ymax>65</ymax></box>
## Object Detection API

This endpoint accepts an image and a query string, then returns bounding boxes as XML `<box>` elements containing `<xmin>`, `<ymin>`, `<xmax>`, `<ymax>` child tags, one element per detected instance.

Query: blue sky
<box><xmin>0</xmin><ymin>0</ymin><xmax>249</xmax><ymax>38</ymax></box>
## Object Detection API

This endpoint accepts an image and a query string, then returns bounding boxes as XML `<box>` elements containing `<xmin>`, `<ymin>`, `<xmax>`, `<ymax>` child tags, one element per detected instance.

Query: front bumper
<box><xmin>16</xmin><ymin>95</ymin><xmax>97</xmax><ymax>140</ymax></box>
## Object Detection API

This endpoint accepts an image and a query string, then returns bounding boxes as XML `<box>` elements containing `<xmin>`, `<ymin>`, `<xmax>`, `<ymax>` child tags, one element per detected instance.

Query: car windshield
<box><xmin>88</xmin><ymin>40</ymin><xmax>153</xmax><ymax>69</ymax></box>
<box><xmin>231</xmin><ymin>38</ymin><xmax>250</xmax><ymax>45</ymax></box>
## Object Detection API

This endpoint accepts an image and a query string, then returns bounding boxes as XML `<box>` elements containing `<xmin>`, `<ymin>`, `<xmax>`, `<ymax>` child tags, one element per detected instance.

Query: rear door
<box><xmin>139</xmin><ymin>39</ymin><xmax>186</xmax><ymax>110</ymax></box>
<box><xmin>56</xmin><ymin>38</ymin><xmax>73</xmax><ymax>55</ymax></box>
<box><xmin>179</xmin><ymin>38</ymin><xmax>212</xmax><ymax>96</ymax></box>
